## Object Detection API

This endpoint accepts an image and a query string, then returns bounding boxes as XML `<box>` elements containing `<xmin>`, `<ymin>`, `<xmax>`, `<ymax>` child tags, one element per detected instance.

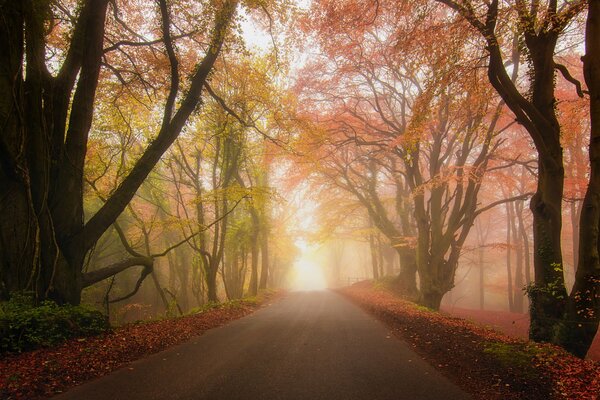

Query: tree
<box><xmin>297</xmin><ymin>6</ymin><xmax>523</xmax><ymax>308</ymax></box>
<box><xmin>0</xmin><ymin>0</ymin><xmax>241</xmax><ymax>304</ymax></box>
<box><xmin>558</xmin><ymin>0</ymin><xmax>600</xmax><ymax>357</ymax></box>
<box><xmin>434</xmin><ymin>0</ymin><xmax>599</xmax><ymax>356</ymax></box>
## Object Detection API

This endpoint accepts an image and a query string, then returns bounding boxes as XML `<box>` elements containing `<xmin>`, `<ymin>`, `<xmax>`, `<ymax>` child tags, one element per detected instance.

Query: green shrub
<box><xmin>0</xmin><ymin>293</ymin><xmax>110</xmax><ymax>353</ymax></box>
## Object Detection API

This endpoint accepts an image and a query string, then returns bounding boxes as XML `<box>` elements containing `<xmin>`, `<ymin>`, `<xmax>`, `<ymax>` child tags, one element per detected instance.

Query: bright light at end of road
<box><xmin>291</xmin><ymin>240</ymin><xmax>327</xmax><ymax>291</ymax></box>
<box><xmin>292</xmin><ymin>259</ymin><xmax>327</xmax><ymax>290</ymax></box>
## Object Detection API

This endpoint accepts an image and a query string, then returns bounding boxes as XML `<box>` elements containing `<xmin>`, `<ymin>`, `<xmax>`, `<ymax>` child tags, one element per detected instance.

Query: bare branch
<box><xmin>475</xmin><ymin>192</ymin><xmax>534</xmax><ymax>216</ymax></box>
<box><xmin>108</xmin><ymin>265</ymin><xmax>153</xmax><ymax>303</ymax></box>
<box><xmin>150</xmin><ymin>195</ymin><xmax>247</xmax><ymax>258</ymax></box>
<box><xmin>81</xmin><ymin>256</ymin><xmax>153</xmax><ymax>287</ymax></box>
<box><xmin>555</xmin><ymin>63</ymin><xmax>588</xmax><ymax>98</ymax></box>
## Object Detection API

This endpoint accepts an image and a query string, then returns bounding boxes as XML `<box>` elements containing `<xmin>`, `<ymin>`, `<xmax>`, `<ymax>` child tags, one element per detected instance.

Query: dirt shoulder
<box><xmin>340</xmin><ymin>283</ymin><xmax>600</xmax><ymax>400</ymax></box>
<box><xmin>0</xmin><ymin>292</ymin><xmax>281</xmax><ymax>400</ymax></box>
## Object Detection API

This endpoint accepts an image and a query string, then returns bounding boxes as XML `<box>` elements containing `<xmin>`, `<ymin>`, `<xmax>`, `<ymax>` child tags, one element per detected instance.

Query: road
<box><xmin>54</xmin><ymin>291</ymin><xmax>471</xmax><ymax>400</ymax></box>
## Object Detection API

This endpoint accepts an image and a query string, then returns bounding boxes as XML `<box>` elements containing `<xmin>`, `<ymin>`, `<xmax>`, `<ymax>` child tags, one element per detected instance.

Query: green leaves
<box><xmin>0</xmin><ymin>294</ymin><xmax>109</xmax><ymax>353</ymax></box>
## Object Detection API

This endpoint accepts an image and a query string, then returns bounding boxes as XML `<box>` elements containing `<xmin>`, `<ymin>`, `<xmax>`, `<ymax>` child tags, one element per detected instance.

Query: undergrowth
<box><xmin>0</xmin><ymin>293</ymin><xmax>109</xmax><ymax>353</ymax></box>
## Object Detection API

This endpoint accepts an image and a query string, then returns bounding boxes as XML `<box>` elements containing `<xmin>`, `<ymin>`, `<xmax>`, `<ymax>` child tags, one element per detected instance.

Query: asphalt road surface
<box><xmin>55</xmin><ymin>291</ymin><xmax>471</xmax><ymax>400</ymax></box>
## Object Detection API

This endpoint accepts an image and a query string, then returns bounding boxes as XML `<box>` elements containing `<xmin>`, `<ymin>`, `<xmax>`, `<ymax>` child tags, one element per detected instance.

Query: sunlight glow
<box><xmin>291</xmin><ymin>240</ymin><xmax>327</xmax><ymax>291</ymax></box>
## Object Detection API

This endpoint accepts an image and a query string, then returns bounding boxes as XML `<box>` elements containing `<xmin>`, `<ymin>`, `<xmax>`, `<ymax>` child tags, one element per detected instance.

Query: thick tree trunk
<box><xmin>419</xmin><ymin>289</ymin><xmax>444</xmax><ymax>311</ymax></box>
<box><xmin>528</xmin><ymin>159</ymin><xmax>567</xmax><ymax>342</ymax></box>
<box><xmin>517</xmin><ymin>200</ymin><xmax>532</xmax><ymax>286</ymax></box>
<box><xmin>556</xmin><ymin>0</ymin><xmax>600</xmax><ymax>357</ymax></box>
<box><xmin>395</xmin><ymin>248</ymin><xmax>418</xmax><ymax>299</ymax></box>
<box><xmin>417</xmin><ymin>258</ymin><xmax>456</xmax><ymax>311</ymax></box>
<box><xmin>206</xmin><ymin>263</ymin><xmax>219</xmax><ymax>302</ymax></box>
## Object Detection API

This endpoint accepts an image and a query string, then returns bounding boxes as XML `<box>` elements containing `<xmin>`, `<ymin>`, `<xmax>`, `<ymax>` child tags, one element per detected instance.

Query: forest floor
<box><xmin>340</xmin><ymin>282</ymin><xmax>600</xmax><ymax>400</ymax></box>
<box><xmin>0</xmin><ymin>291</ymin><xmax>280</xmax><ymax>400</ymax></box>
<box><xmin>441</xmin><ymin>305</ymin><xmax>600</xmax><ymax>362</ymax></box>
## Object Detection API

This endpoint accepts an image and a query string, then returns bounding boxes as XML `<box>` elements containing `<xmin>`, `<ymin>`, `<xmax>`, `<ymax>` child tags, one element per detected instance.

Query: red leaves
<box><xmin>443</xmin><ymin>306</ymin><xmax>600</xmax><ymax>362</ymax></box>
<box><xmin>0</xmin><ymin>300</ymin><xmax>269</xmax><ymax>399</ymax></box>
<box><xmin>341</xmin><ymin>284</ymin><xmax>600</xmax><ymax>400</ymax></box>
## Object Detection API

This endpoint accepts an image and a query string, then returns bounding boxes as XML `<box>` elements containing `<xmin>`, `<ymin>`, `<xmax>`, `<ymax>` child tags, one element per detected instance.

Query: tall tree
<box><xmin>0</xmin><ymin>0</ymin><xmax>240</xmax><ymax>304</ymax></box>
<box><xmin>434</xmin><ymin>0</ymin><xmax>600</xmax><ymax>356</ymax></box>
<box><xmin>558</xmin><ymin>0</ymin><xmax>600</xmax><ymax>357</ymax></box>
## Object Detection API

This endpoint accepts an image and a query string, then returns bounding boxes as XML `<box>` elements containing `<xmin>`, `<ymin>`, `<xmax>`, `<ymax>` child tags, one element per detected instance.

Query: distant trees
<box><xmin>86</xmin><ymin>54</ymin><xmax>292</xmax><ymax>309</ymax></box>
<box><xmin>298</xmin><ymin>2</ymin><xmax>521</xmax><ymax>309</ymax></box>
<box><xmin>299</xmin><ymin>0</ymin><xmax>599</xmax><ymax>357</ymax></box>
<box><xmin>0</xmin><ymin>0</ymin><xmax>597</xmax><ymax>359</ymax></box>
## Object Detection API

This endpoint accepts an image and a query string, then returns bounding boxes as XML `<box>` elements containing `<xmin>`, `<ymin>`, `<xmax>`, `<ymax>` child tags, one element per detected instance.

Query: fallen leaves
<box><xmin>0</xmin><ymin>294</ymin><xmax>278</xmax><ymax>399</ymax></box>
<box><xmin>340</xmin><ymin>283</ymin><xmax>600</xmax><ymax>400</ymax></box>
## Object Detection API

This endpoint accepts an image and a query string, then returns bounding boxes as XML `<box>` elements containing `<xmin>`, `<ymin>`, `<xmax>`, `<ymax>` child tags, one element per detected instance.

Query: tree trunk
<box><xmin>369</xmin><ymin>233</ymin><xmax>380</xmax><ymax>280</ymax></box>
<box><xmin>418</xmin><ymin>258</ymin><xmax>455</xmax><ymax>311</ymax></box>
<box><xmin>150</xmin><ymin>268</ymin><xmax>170</xmax><ymax>314</ymax></box>
<box><xmin>206</xmin><ymin>262</ymin><xmax>219</xmax><ymax>302</ymax></box>
<box><xmin>383</xmin><ymin>245</ymin><xmax>396</xmax><ymax>276</ymax></box>
<box><xmin>419</xmin><ymin>285</ymin><xmax>444</xmax><ymax>310</ymax></box>
<box><xmin>395</xmin><ymin>248</ymin><xmax>418</xmax><ymax>299</ymax></box>
<box><xmin>571</xmin><ymin>201</ymin><xmax>582</xmax><ymax>272</ymax></box>
<box><xmin>259</xmin><ymin>228</ymin><xmax>269</xmax><ymax>290</ymax></box>
<box><xmin>248</xmin><ymin>239</ymin><xmax>259</xmax><ymax>296</ymax></box>
<box><xmin>556</xmin><ymin>0</ymin><xmax>600</xmax><ymax>357</ymax></box>
<box><xmin>479</xmin><ymin>244</ymin><xmax>485</xmax><ymax>310</ymax></box>
<box><xmin>511</xmin><ymin>201</ymin><xmax>525</xmax><ymax>313</ymax></box>
<box><xmin>528</xmin><ymin>159</ymin><xmax>567</xmax><ymax>342</ymax></box>
<box><xmin>506</xmin><ymin>203</ymin><xmax>515</xmax><ymax>312</ymax></box>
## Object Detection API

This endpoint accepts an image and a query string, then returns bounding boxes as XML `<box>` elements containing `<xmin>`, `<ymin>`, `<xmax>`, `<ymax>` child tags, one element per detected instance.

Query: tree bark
<box><xmin>556</xmin><ymin>0</ymin><xmax>600</xmax><ymax>357</ymax></box>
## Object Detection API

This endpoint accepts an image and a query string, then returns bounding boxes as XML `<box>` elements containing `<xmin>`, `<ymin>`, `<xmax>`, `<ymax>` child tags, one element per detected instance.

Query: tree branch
<box><xmin>81</xmin><ymin>256</ymin><xmax>153</xmax><ymax>288</ymax></box>
<box><xmin>107</xmin><ymin>265</ymin><xmax>153</xmax><ymax>303</ymax></box>
<box><xmin>475</xmin><ymin>192</ymin><xmax>534</xmax><ymax>217</ymax></box>
<box><xmin>79</xmin><ymin>0</ymin><xmax>239</xmax><ymax>252</ymax></box>
<box><xmin>150</xmin><ymin>195</ymin><xmax>247</xmax><ymax>258</ymax></box>
<box><xmin>555</xmin><ymin>63</ymin><xmax>588</xmax><ymax>98</ymax></box>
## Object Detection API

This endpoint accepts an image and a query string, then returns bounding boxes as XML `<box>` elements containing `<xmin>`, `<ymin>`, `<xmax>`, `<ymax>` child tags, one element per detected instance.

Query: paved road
<box><xmin>55</xmin><ymin>291</ymin><xmax>470</xmax><ymax>400</ymax></box>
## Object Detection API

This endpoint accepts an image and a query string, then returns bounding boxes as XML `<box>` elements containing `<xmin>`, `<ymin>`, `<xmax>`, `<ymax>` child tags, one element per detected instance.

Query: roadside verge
<box><xmin>340</xmin><ymin>282</ymin><xmax>599</xmax><ymax>400</ymax></box>
<box><xmin>0</xmin><ymin>291</ymin><xmax>281</xmax><ymax>399</ymax></box>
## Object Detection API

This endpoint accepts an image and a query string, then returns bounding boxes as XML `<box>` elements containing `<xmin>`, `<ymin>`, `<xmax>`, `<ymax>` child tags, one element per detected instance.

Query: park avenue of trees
<box><xmin>0</xmin><ymin>0</ymin><xmax>599</xmax><ymax>361</ymax></box>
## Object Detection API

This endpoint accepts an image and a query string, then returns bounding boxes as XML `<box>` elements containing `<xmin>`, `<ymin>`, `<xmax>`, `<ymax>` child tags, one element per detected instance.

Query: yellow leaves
<box><xmin>391</xmin><ymin>236</ymin><xmax>418</xmax><ymax>249</ymax></box>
